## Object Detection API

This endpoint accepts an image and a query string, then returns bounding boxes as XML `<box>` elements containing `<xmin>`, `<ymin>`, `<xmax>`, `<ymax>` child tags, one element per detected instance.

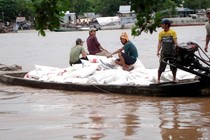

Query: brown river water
<box><xmin>0</xmin><ymin>26</ymin><xmax>210</xmax><ymax>140</ymax></box>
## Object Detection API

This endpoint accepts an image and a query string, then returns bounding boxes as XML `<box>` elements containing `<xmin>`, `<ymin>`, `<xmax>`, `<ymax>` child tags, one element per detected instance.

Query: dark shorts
<box><xmin>158</xmin><ymin>53</ymin><xmax>177</xmax><ymax>73</ymax></box>
<box><xmin>117</xmin><ymin>52</ymin><xmax>136</xmax><ymax>65</ymax></box>
<box><xmin>69</xmin><ymin>57</ymin><xmax>88</xmax><ymax>66</ymax></box>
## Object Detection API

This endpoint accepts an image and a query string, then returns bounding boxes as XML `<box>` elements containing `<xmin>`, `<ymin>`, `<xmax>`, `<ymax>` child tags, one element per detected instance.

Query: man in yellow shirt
<box><xmin>156</xmin><ymin>19</ymin><xmax>178</xmax><ymax>83</ymax></box>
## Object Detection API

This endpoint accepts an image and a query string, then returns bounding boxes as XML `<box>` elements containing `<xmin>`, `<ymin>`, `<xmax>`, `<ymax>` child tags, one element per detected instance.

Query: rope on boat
<box><xmin>92</xmin><ymin>84</ymin><xmax>111</xmax><ymax>94</ymax></box>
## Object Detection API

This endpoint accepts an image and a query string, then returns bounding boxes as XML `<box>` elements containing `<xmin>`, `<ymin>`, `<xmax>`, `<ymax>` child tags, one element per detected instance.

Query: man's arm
<box><xmin>107</xmin><ymin>47</ymin><xmax>124</xmax><ymax>58</ymax></box>
<box><xmin>205</xmin><ymin>35</ymin><xmax>210</xmax><ymax>52</ymax></box>
<box><xmin>174</xmin><ymin>37</ymin><xmax>178</xmax><ymax>53</ymax></box>
<box><xmin>99</xmin><ymin>45</ymin><xmax>106</xmax><ymax>50</ymax></box>
<box><xmin>81</xmin><ymin>50</ymin><xmax>88</xmax><ymax>58</ymax></box>
<box><xmin>157</xmin><ymin>40</ymin><xmax>162</xmax><ymax>57</ymax></box>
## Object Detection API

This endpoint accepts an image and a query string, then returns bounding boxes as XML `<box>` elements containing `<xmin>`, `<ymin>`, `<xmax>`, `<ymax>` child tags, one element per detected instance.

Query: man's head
<box><xmin>206</xmin><ymin>8</ymin><xmax>210</xmax><ymax>18</ymax></box>
<box><xmin>206</xmin><ymin>8</ymin><xmax>210</xmax><ymax>20</ymax></box>
<box><xmin>206</xmin><ymin>8</ymin><xmax>210</xmax><ymax>14</ymax></box>
<box><xmin>89</xmin><ymin>27</ymin><xmax>98</xmax><ymax>35</ymax></box>
<box><xmin>76</xmin><ymin>38</ymin><xmax>84</xmax><ymax>45</ymax></box>
<box><xmin>120</xmin><ymin>32</ymin><xmax>129</xmax><ymax>44</ymax></box>
<box><xmin>161</xmin><ymin>19</ymin><xmax>171</xmax><ymax>28</ymax></box>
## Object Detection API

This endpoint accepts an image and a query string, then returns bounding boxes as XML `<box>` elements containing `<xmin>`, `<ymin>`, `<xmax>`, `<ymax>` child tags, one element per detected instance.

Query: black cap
<box><xmin>161</xmin><ymin>19</ymin><xmax>171</xmax><ymax>26</ymax></box>
<box><xmin>76</xmin><ymin>38</ymin><xmax>84</xmax><ymax>44</ymax></box>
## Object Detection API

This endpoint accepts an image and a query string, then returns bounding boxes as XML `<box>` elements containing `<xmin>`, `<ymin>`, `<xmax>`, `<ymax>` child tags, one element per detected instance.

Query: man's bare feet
<box><xmin>173</xmin><ymin>79</ymin><xmax>178</xmax><ymax>83</ymax></box>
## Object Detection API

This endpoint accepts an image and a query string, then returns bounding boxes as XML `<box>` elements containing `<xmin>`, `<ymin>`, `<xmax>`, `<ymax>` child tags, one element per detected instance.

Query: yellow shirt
<box><xmin>158</xmin><ymin>29</ymin><xmax>177</xmax><ymax>54</ymax></box>
<box><xmin>158</xmin><ymin>29</ymin><xmax>177</xmax><ymax>41</ymax></box>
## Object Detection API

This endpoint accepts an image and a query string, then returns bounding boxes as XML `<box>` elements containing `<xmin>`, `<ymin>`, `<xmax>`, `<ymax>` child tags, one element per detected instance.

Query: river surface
<box><xmin>0</xmin><ymin>26</ymin><xmax>210</xmax><ymax>140</ymax></box>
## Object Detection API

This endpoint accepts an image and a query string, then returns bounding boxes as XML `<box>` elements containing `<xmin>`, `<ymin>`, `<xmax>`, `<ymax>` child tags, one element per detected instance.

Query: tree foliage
<box><xmin>130</xmin><ymin>0</ymin><xmax>162</xmax><ymax>36</ymax></box>
<box><xmin>31</xmin><ymin>0</ymin><xmax>69</xmax><ymax>36</ymax></box>
<box><xmin>130</xmin><ymin>0</ymin><xmax>182</xmax><ymax>36</ymax></box>
<box><xmin>0</xmin><ymin>0</ymin><xmax>35</xmax><ymax>23</ymax></box>
<box><xmin>183</xmin><ymin>0</ymin><xmax>210</xmax><ymax>10</ymax></box>
<box><xmin>16</xmin><ymin>0</ymin><xmax>34</xmax><ymax>20</ymax></box>
<box><xmin>69</xmin><ymin>0</ymin><xmax>90</xmax><ymax>15</ymax></box>
<box><xmin>89</xmin><ymin>0</ymin><xmax>130</xmax><ymax>16</ymax></box>
<box><xmin>0</xmin><ymin>0</ymin><xmax>17</xmax><ymax>22</ymax></box>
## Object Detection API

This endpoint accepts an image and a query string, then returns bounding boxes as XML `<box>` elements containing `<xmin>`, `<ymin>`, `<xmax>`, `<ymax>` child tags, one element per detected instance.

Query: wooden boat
<box><xmin>0</xmin><ymin>71</ymin><xmax>209</xmax><ymax>97</ymax></box>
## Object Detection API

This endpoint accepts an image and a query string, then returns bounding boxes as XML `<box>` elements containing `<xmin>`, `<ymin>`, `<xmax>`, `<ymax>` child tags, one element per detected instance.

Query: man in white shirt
<box><xmin>204</xmin><ymin>8</ymin><xmax>210</xmax><ymax>52</ymax></box>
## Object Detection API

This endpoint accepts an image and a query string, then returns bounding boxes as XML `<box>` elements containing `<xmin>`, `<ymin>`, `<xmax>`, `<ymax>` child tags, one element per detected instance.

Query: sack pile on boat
<box><xmin>24</xmin><ymin>55</ymin><xmax>196</xmax><ymax>85</ymax></box>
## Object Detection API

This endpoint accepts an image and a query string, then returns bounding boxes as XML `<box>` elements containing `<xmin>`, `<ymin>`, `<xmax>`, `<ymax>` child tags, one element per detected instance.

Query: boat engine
<box><xmin>176</xmin><ymin>42</ymin><xmax>198</xmax><ymax>66</ymax></box>
<box><xmin>165</xmin><ymin>42</ymin><xmax>210</xmax><ymax>80</ymax></box>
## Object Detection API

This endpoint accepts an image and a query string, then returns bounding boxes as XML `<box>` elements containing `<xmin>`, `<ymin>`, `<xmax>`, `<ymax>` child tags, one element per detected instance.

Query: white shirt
<box><xmin>206</xmin><ymin>21</ymin><xmax>210</xmax><ymax>35</ymax></box>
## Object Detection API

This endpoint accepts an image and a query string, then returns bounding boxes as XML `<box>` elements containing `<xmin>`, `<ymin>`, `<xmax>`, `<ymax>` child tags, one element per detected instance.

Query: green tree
<box><xmin>161</xmin><ymin>0</ymin><xmax>178</xmax><ymax>18</ymax></box>
<box><xmin>183</xmin><ymin>0</ymin><xmax>210</xmax><ymax>10</ymax></box>
<box><xmin>31</xmin><ymin>0</ymin><xmax>69</xmax><ymax>36</ymax></box>
<box><xmin>131</xmin><ymin>0</ymin><xmax>182</xmax><ymax>36</ymax></box>
<box><xmin>69</xmin><ymin>0</ymin><xmax>90</xmax><ymax>15</ymax></box>
<box><xmin>16</xmin><ymin>0</ymin><xmax>35</xmax><ymax>20</ymax></box>
<box><xmin>0</xmin><ymin>0</ymin><xmax>17</xmax><ymax>23</ymax></box>
<box><xmin>86</xmin><ymin>0</ymin><xmax>130</xmax><ymax>16</ymax></box>
<box><xmin>0</xmin><ymin>0</ymin><xmax>35</xmax><ymax>23</ymax></box>
<box><xmin>70</xmin><ymin>0</ymin><xmax>129</xmax><ymax>16</ymax></box>
<box><xmin>130</xmin><ymin>0</ymin><xmax>162</xmax><ymax>36</ymax></box>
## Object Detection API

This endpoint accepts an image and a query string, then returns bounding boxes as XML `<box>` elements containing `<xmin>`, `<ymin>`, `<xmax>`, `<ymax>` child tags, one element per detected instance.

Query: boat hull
<box><xmin>0</xmin><ymin>72</ymin><xmax>208</xmax><ymax>97</ymax></box>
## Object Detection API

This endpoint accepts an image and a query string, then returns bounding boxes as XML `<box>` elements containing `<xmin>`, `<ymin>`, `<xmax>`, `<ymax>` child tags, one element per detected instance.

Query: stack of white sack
<box><xmin>24</xmin><ymin>55</ymin><xmax>196</xmax><ymax>85</ymax></box>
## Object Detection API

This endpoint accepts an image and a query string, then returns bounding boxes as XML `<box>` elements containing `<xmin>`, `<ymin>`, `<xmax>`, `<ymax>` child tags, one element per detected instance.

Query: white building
<box><xmin>117</xmin><ymin>5</ymin><xmax>136</xmax><ymax>25</ymax></box>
